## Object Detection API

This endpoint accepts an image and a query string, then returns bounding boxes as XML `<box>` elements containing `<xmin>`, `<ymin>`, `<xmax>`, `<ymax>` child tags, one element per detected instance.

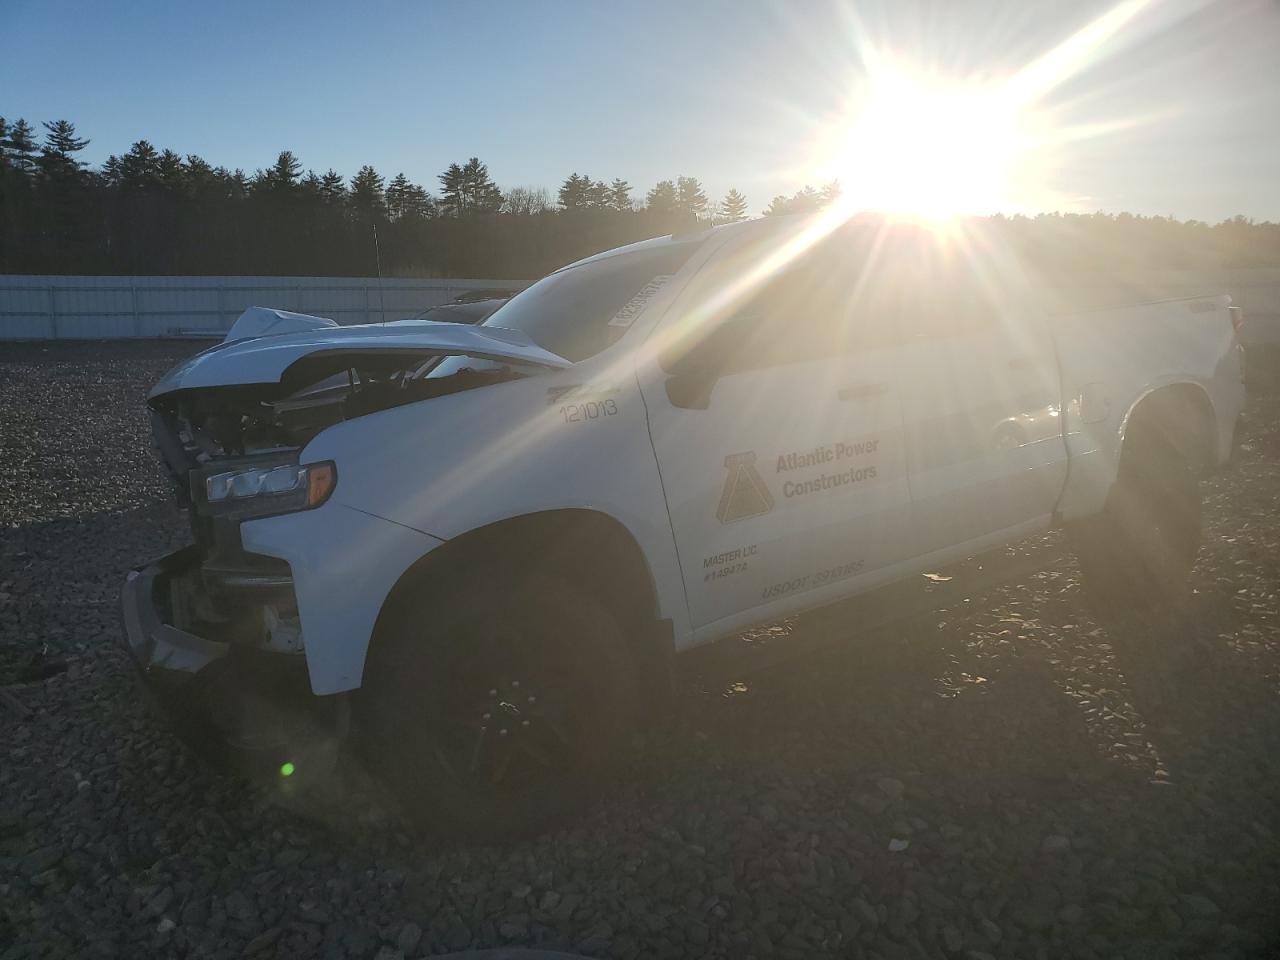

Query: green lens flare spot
<box><xmin>279</xmin><ymin>762</ymin><xmax>296</xmax><ymax>778</ymax></box>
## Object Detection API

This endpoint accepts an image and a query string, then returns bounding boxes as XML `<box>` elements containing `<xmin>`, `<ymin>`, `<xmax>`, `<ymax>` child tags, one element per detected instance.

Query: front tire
<box><xmin>359</xmin><ymin>570</ymin><xmax>639</xmax><ymax>841</ymax></box>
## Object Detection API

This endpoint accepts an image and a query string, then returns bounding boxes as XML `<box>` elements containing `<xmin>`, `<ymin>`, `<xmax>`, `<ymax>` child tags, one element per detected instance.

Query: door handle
<box><xmin>838</xmin><ymin>382</ymin><xmax>890</xmax><ymax>401</ymax></box>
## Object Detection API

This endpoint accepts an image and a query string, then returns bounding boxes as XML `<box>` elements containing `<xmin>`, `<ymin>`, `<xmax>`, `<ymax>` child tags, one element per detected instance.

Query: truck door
<box><xmin>892</xmin><ymin>248</ymin><xmax>1069</xmax><ymax>557</ymax></box>
<box><xmin>638</xmin><ymin>224</ymin><xmax>913</xmax><ymax>638</ymax></box>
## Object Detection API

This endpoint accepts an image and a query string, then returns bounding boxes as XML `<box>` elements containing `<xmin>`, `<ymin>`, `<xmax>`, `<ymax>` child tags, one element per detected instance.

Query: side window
<box><xmin>721</xmin><ymin>244</ymin><xmax>893</xmax><ymax>373</ymax></box>
<box><xmin>893</xmin><ymin>268</ymin><xmax>1000</xmax><ymax>342</ymax></box>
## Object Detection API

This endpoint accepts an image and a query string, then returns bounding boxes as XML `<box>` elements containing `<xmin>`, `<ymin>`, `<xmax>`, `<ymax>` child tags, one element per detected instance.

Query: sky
<box><xmin>3</xmin><ymin>0</ymin><xmax>1279</xmax><ymax>222</ymax></box>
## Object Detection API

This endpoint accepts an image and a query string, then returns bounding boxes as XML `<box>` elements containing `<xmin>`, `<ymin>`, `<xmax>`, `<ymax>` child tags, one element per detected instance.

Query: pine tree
<box><xmin>100</xmin><ymin>154</ymin><xmax>123</xmax><ymax>185</ymax></box>
<box><xmin>5</xmin><ymin>119</ymin><xmax>38</xmax><ymax>175</ymax></box>
<box><xmin>299</xmin><ymin>170</ymin><xmax>323</xmax><ymax>200</ymax></box>
<box><xmin>350</xmin><ymin>165</ymin><xmax>386</xmax><ymax>220</ymax></box>
<box><xmin>259</xmin><ymin>150</ymin><xmax>302</xmax><ymax>192</ymax></box>
<box><xmin>441</xmin><ymin>158</ymin><xmax>501</xmax><ymax>215</ymax></box>
<box><xmin>120</xmin><ymin>141</ymin><xmax>160</xmax><ymax>187</ymax></box>
<box><xmin>558</xmin><ymin>172</ymin><xmax>591</xmax><ymax>210</ymax></box>
<box><xmin>402</xmin><ymin>182</ymin><xmax>435</xmax><ymax>219</ymax></box>
<box><xmin>385</xmin><ymin>173</ymin><xmax>415</xmax><ymax>221</ymax></box>
<box><xmin>646</xmin><ymin>179</ymin><xmax>677</xmax><ymax>215</ymax></box>
<box><xmin>719</xmin><ymin>188</ymin><xmax>748</xmax><ymax>222</ymax></box>
<box><xmin>42</xmin><ymin>119</ymin><xmax>89</xmax><ymax>157</ymax></box>
<box><xmin>789</xmin><ymin>185</ymin><xmax>821</xmax><ymax>213</ymax></box>
<box><xmin>763</xmin><ymin>194</ymin><xmax>792</xmax><ymax>217</ymax></box>
<box><xmin>675</xmin><ymin>176</ymin><xmax>708</xmax><ymax>219</ymax></box>
<box><xmin>225</xmin><ymin>169</ymin><xmax>250</xmax><ymax>201</ymax></box>
<box><xmin>439</xmin><ymin>162</ymin><xmax>465</xmax><ymax>216</ymax></box>
<box><xmin>156</xmin><ymin>149</ymin><xmax>186</xmax><ymax>191</ymax></box>
<box><xmin>319</xmin><ymin>169</ymin><xmax>347</xmax><ymax>204</ymax></box>
<box><xmin>608</xmin><ymin>178</ymin><xmax>632</xmax><ymax>211</ymax></box>
<box><xmin>184</xmin><ymin>155</ymin><xmax>219</xmax><ymax>193</ymax></box>
<box><xmin>38</xmin><ymin>120</ymin><xmax>89</xmax><ymax>179</ymax></box>
<box><xmin>762</xmin><ymin>185</ymin><xmax>826</xmax><ymax>217</ymax></box>
<box><xmin>464</xmin><ymin>157</ymin><xmax>502</xmax><ymax>213</ymax></box>
<box><xmin>586</xmin><ymin>179</ymin><xmax>610</xmax><ymax>209</ymax></box>
<box><xmin>32</xmin><ymin>120</ymin><xmax>91</xmax><ymax>271</ymax></box>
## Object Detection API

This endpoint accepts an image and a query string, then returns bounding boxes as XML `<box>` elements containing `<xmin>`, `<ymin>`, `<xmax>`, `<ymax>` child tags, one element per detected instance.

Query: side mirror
<box><xmin>661</xmin><ymin>318</ymin><xmax>746</xmax><ymax>410</ymax></box>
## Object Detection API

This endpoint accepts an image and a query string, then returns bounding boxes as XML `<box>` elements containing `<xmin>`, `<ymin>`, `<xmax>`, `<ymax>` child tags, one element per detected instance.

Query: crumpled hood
<box><xmin>149</xmin><ymin>320</ymin><xmax>570</xmax><ymax>400</ymax></box>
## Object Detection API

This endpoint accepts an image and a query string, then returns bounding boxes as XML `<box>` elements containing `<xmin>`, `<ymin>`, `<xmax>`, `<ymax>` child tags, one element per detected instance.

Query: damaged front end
<box><xmin>120</xmin><ymin>546</ymin><xmax>345</xmax><ymax>786</ymax></box>
<box><xmin>123</xmin><ymin>323</ymin><xmax>567</xmax><ymax>783</ymax></box>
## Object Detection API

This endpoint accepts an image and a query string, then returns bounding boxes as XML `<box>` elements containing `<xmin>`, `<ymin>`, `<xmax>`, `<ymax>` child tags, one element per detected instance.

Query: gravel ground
<box><xmin>2</xmin><ymin>340</ymin><xmax>1279</xmax><ymax>960</ymax></box>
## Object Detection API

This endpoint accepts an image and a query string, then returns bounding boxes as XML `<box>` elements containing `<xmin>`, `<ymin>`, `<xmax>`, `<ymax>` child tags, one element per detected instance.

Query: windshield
<box><xmin>482</xmin><ymin>239</ymin><xmax>703</xmax><ymax>362</ymax></box>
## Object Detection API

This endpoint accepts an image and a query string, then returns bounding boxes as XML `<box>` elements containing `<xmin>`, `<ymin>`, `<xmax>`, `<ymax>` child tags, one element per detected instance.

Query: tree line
<box><xmin>0</xmin><ymin>118</ymin><xmax>770</xmax><ymax>279</ymax></box>
<box><xmin>1</xmin><ymin>117</ymin><xmax>1277</xmax><ymax>280</ymax></box>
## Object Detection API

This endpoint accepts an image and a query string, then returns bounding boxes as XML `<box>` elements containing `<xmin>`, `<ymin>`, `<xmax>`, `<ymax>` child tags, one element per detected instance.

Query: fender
<box><xmin>298</xmin><ymin>349</ymin><xmax>693</xmax><ymax>647</ymax></box>
<box><xmin>1051</xmin><ymin>295</ymin><xmax>1239</xmax><ymax>522</ymax></box>
<box><xmin>240</xmin><ymin>503</ymin><xmax>445</xmax><ymax>695</ymax></box>
<box><xmin>1117</xmin><ymin>377</ymin><xmax>1217</xmax><ymax>464</ymax></box>
<box><xmin>1058</xmin><ymin>375</ymin><xmax>1216</xmax><ymax>522</ymax></box>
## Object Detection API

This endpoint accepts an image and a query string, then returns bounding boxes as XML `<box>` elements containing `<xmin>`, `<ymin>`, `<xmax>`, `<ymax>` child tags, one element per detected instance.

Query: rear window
<box><xmin>483</xmin><ymin>240</ymin><xmax>702</xmax><ymax>362</ymax></box>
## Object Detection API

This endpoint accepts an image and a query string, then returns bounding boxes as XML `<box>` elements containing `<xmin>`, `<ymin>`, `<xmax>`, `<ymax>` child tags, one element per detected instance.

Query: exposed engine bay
<box><xmin>150</xmin><ymin>350</ymin><xmax>528</xmax><ymax>472</ymax></box>
<box><xmin>146</xmin><ymin>348</ymin><xmax>531</xmax><ymax>652</ymax></box>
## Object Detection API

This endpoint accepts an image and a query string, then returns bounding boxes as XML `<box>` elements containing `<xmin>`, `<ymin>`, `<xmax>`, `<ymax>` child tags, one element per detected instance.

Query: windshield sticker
<box><xmin>608</xmin><ymin>275</ymin><xmax>673</xmax><ymax>328</ymax></box>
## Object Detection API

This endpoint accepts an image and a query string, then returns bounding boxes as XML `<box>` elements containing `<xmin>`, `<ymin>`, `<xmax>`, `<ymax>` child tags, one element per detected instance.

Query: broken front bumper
<box><xmin>120</xmin><ymin>546</ymin><xmax>229</xmax><ymax>682</ymax></box>
<box><xmin>119</xmin><ymin>546</ymin><xmax>347</xmax><ymax>781</ymax></box>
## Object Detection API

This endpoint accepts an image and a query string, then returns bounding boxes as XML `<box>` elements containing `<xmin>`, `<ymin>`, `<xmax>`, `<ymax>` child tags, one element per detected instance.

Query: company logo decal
<box><xmin>716</xmin><ymin>451</ymin><xmax>774</xmax><ymax>524</ymax></box>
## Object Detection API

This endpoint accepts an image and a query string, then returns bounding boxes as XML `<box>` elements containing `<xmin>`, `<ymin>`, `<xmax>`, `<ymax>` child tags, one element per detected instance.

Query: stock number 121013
<box><xmin>559</xmin><ymin>399</ymin><xmax>618</xmax><ymax>423</ymax></box>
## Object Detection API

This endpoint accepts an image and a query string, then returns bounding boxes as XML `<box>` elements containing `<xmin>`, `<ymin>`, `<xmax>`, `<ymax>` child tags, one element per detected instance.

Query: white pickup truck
<box><xmin>122</xmin><ymin>214</ymin><xmax>1245</xmax><ymax>837</ymax></box>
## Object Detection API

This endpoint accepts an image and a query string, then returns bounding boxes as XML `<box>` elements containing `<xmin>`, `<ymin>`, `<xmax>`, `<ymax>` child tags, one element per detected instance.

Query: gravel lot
<box><xmin>2</xmin><ymin>340</ymin><xmax>1279</xmax><ymax>960</ymax></box>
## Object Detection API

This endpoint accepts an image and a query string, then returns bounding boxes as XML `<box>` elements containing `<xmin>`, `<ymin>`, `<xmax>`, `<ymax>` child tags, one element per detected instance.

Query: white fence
<box><xmin>0</xmin><ymin>268</ymin><xmax>1277</xmax><ymax>342</ymax></box>
<box><xmin>0</xmin><ymin>275</ymin><xmax>513</xmax><ymax>340</ymax></box>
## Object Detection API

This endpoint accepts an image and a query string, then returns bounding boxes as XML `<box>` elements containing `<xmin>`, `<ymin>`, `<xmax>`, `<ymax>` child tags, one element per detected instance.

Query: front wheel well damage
<box><xmin>366</xmin><ymin>509</ymin><xmax>673</xmax><ymax>712</ymax></box>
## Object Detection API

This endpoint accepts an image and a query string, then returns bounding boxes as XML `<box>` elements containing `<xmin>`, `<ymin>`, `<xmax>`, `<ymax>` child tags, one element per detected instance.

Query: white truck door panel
<box><xmin>864</xmin><ymin>238</ymin><xmax>1069</xmax><ymax>556</ymax></box>
<box><xmin>898</xmin><ymin>322</ymin><xmax>1069</xmax><ymax>554</ymax></box>
<box><xmin>644</xmin><ymin>349</ymin><xmax>910</xmax><ymax>631</ymax></box>
<box><xmin>639</xmin><ymin>225</ymin><xmax>912</xmax><ymax>634</ymax></box>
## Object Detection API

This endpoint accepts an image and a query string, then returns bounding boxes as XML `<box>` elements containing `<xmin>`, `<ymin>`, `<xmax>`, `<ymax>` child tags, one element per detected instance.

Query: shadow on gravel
<box><xmin>1</xmin><ymin>501</ymin><xmax>189</xmax><ymax>650</ymax></box>
<box><xmin>615</xmin><ymin>582</ymin><xmax>1280</xmax><ymax>955</ymax></box>
<box><xmin>658</xmin><ymin>573</ymin><xmax>1280</xmax><ymax>786</ymax></box>
<box><xmin>664</xmin><ymin>616</ymin><xmax>1105</xmax><ymax>789</ymax></box>
<box><xmin>1102</xmin><ymin>590</ymin><xmax>1280</xmax><ymax>774</ymax></box>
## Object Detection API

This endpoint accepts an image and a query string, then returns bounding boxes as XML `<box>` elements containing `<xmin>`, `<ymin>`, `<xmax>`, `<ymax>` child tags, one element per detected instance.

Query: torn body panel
<box><xmin>149</xmin><ymin>318</ymin><xmax>569</xmax><ymax>398</ymax></box>
<box><xmin>223</xmin><ymin>306</ymin><xmax>339</xmax><ymax>343</ymax></box>
<box><xmin>120</xmin><ymin>508</ymin><xmax>441</xmax><ymax>784</ymax></box>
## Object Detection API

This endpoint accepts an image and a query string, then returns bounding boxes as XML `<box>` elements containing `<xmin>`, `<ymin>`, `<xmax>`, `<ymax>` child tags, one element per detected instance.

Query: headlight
<box><xmin>207</xmin><ymin>464</ymin><xmax>307</xmax><ymax>501</ymax></box>
<box><xmin>200</xmin><ymin>460</ymin><xmax>336</xmax><ymax>517</ymax></box>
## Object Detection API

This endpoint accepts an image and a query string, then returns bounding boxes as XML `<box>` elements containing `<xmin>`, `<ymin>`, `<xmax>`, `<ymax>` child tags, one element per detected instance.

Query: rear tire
<box><xmin>1069</xmin><ymin>428</ymin><xmax>1202</xmax><ymax>615</ymax></box>
<box><xmin>359</xmin><ymin>569</ymin><xmax>639</xmax><ymax>841</ymax></box>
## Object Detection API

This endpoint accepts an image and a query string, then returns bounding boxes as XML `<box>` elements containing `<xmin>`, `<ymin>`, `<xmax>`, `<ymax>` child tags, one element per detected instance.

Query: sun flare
<box><xmin>812</xmin><ymin>0</ymin><xmax>1159</xmax><ymax>223</ymax></box>
<box><xmin>828</xmin><ymin>66</ymin><xmax>1032</xmax><ymax>221</ymax></box>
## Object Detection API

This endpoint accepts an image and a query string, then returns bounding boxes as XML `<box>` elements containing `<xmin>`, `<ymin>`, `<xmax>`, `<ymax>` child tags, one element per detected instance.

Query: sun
<box><xmin>809</xmin><ymin>0</ymin><xmax>1160</xmax><ymax>223</ymax></box>
<box><xmin>825</xmin><ymin>63</ymin><xmax>1034</xmax><ymax>222</ymax></box>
